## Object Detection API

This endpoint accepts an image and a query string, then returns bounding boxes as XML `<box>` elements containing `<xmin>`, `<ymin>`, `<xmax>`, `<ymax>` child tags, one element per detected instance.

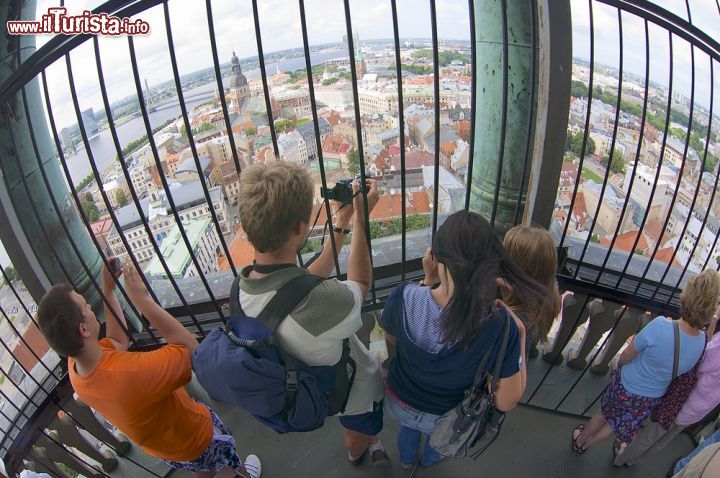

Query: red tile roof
<box><xmin>369</xmin><ymin>190</ymin><xmax>431</xmax><ymax>221</ymax></box>
<box><xmin>90</xmin><ymin>217</ymin><xmax>112</xmax><ymax>236</ymax></box>
<box><xmin>322</xmin><ymin>135</ymin><xmax>350</xmax><ymax>155</ymax></box>
<box><xmin>219</xmin><ymin>229</ymin><xmax>255</xmax><ymax>271</ymax></box>
<box><xmin>12</xmin><ymin>324</ymin><xmax>50</xmax><ymax>373</ymax></box>
<box><xmin>600</xmin><ymin>230</ymin><xmax>649</xmax><ymax>253</ymax></box>
<box><xmin>655</xmin><ymin>246</ymin><xmax>680</xmax><ymax>266</ymax></box>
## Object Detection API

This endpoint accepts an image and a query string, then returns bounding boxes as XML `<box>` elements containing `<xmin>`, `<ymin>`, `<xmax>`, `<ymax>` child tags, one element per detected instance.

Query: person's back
<box><xmin>621</xmin><ymin>316</ymin><xmax>705</xmax><ymax>398</ymax></box>
<box><xmin>676</xmin><ymin>321</ymin><xmax>720</xmax><ymax>426</ymax></box>
<box><xmin>237</xmin><ymin>266</ymin><xmax>383</xmax><ymax>415</ymax></box>
<box><xmin>37</xmin><ymin>262</ymin><xmax>261</xmax><ymax>477</ymax></box>
<box><xmin>379</xmin><ymin>211</ymin><xmax>550</xmax><ymax>468</ymax></box>
<box><xmin>501</xmin><ymin>225</ymin><xmax>562</xmax><ymax>355</ymax></box>
<box><xmin>234</xmin><ymin>161</ymin><xmax>389</xmax><ymax>467</ymax></box>
<box><xmin>382</xmin><ymin>282</ymin><xmax>520</xmax><ymax>415</ymax></box>
<box><xmin>69</xmin><ymin>338</ymin><xmax>210</xmax><ymax>460</ymax></box>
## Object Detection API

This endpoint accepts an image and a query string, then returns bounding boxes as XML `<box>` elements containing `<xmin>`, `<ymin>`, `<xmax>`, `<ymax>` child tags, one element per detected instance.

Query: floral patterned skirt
<box><xmin>601</xmin><ymin>368</ymin><xmax>661</xmax><ymax>443</ymax></box>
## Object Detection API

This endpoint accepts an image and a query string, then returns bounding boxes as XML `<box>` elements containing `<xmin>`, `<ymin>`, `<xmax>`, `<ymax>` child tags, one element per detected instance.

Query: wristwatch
<box><xmin>333</xmin><ymin>226</ymin><xmax>351</xmax><ymax>235</ymax></box>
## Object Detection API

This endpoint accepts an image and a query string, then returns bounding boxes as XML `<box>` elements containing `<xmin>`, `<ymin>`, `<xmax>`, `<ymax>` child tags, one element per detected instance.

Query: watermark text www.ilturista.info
<box><xmin>7</xmin><ymin>8</ymin><xmax>149</xmax><ymax>35</ymax></box>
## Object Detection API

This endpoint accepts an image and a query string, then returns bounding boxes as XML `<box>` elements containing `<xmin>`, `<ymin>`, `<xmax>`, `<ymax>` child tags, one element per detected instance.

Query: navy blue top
<box><xmin>380</xmin><ymin>282</ymin><xmax>521</xmax><ymax>415</ymax></box>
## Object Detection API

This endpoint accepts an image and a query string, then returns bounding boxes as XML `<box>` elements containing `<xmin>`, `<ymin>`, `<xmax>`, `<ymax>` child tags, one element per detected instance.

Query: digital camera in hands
<box><xmin>320</xmin><ymin>178</ymin><xmax>370</xmax><ymax>205</ymax></box>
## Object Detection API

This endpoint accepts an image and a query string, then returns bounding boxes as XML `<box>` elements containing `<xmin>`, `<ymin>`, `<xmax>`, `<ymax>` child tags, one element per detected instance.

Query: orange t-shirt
<box><xmin>69</xmin><ymin>339</ymin><xmax>212</xmax><ymax>462</ymax></box>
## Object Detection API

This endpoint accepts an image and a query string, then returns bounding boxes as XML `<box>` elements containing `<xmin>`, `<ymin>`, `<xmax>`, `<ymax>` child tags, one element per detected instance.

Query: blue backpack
<box><xmin>192</xmin><ymin>269</ymin><xmax>356</xmax><ymax>433</ymax></box>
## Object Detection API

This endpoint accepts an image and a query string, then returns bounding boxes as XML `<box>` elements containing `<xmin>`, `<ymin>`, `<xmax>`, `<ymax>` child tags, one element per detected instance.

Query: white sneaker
<box><xmin>243</xmin><ymin>454</ymin><xmax>262</xmax><ymax>478</ymax></box>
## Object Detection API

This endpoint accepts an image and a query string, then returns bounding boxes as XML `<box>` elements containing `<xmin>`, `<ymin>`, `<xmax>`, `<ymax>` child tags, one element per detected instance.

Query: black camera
<box><xmin>320</xmin><ymin>178</ymin><xmax>369</xmax><ymax>204</ymax></box>
<box><xmin>108</xmin><ymin>257</ymin><xmax>122</xmax><ymax>277</ymax></box>
<box><xmin>321</xmin><ymin>179</ymin><xmax>354</xmax><ymax>204</ymax></box>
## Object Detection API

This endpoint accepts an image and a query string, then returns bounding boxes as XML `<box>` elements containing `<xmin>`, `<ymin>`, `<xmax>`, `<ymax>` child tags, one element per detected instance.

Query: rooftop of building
<box><xmin>144</xmin><ymin>218</ymin><xmax>212</xmax><ymax>278</ymax></box>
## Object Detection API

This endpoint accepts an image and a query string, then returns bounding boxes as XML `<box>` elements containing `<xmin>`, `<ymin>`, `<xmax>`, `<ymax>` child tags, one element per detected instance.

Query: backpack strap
<box><xmin>257</xmin><ymin>273</ymin><xmax>326</xmax><ymax>332</ymax></box>
<box><xmin>229</xmin><ymin>268</ymin><xmax>247</xmax><ymax>316</ymax></box>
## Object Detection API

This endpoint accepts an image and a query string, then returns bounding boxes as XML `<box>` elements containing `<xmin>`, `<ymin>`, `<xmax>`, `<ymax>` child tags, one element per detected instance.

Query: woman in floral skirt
<box><xmin>571</xmin><ymin>269</ymin><xmax>720</xmax><ymax>458</ymax></box>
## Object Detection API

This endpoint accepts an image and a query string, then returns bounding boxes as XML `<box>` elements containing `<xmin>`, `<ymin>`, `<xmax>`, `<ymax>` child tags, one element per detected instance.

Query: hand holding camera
<box><xmin>102</xmin><ymin>255</ymin><xmax>123</xmax><ymax>292</ymax></box>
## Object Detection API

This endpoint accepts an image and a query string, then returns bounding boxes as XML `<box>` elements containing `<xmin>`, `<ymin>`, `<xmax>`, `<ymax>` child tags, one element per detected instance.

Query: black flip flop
<box><xmin>572</xmin><ymin>424</ymin><xmax>586</xmax><ymax>455</ymax></box>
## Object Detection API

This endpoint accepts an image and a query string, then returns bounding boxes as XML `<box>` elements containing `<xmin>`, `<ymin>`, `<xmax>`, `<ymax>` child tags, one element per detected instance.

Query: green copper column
<box><xmin>469</xmin><ymin>0</ymin><xmax>535</xmax><ymax>235</ymax></box>
<box><xmin>0</xmin><ymin>2</ymin><xmax>104</xmax><ymax>313</ymax></box>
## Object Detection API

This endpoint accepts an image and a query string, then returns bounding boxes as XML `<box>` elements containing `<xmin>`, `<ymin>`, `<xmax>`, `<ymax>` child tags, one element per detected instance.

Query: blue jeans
<box><xmin>385</xmin><ymin>394</ymin><xmax>444</xmax><ymax>467</ymax></box>
<box><xmin>674</xmin><ymin>429</ymin><xmax>720</xmax><ymax>475</ymax></box>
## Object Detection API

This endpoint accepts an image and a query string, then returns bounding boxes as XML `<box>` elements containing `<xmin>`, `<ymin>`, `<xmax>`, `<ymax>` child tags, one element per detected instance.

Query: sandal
<box><xmin>613</xmin><ymin>440</ymin><xmax>629</xmax><ymax>467</ymax></box>
<box><xmin>572</xmin><ymin>424</ymin><xmax>587</xmax><ymax>455</ymax></box>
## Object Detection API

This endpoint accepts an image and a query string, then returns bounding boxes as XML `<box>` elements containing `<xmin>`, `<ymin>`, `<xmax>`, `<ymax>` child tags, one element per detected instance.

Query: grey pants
<box><xmin>614</xmin><ymin>420</ymin><xmax>685</xmax><ymax>466</ymax></box>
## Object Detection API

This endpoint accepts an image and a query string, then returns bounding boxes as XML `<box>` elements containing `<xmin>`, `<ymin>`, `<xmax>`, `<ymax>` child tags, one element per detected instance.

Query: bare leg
<box><xmin>344</xmin><ymin>427</ymin><xmax>371</xmax><ymax>458</ymax></box>
<box><xmin>576</xmin><ymin>411</ymin><xmax>614</xmax><ymax>450</ymax></box>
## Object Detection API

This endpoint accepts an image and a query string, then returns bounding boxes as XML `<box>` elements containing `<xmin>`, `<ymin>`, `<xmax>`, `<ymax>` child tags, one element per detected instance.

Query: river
<box><xmin>65</xmin><ymin>50</ymin><xmax>346</xmax><ymax>185</ymax></box>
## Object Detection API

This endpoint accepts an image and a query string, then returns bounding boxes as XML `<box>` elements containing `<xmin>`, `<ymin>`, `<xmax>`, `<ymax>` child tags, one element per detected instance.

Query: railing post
<box><xmin>0</xmin><ymin>1</ymin><xmax>103</xmax><ymax>309</ymax></box>
<box><xmin>468</xmin><ymin>0</ymin><xmax>541</xmax><ymax>234</ymax></box>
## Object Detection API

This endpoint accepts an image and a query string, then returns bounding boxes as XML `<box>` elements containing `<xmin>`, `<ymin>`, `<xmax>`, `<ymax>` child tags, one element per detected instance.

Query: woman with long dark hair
<box><xmin>379</xmin><ymin>211</ymin><xmax>552</xmax><ymax>469</ymax></box>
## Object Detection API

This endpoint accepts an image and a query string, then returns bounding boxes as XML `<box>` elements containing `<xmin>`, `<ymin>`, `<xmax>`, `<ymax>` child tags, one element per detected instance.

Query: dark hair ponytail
<box><xmin>433</xmin><ymin>211</ymin><xmax>551</xmax><ymax>345</ymax></box>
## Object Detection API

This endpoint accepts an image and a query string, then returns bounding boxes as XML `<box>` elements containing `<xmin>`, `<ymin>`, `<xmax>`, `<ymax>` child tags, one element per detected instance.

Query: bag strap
<box><xmin>471</xmin><ymin>309</ymin><xmax>511</xmax><ymax>391</ymax></box>
<box><xmin>671</xmin><ymin>320</ymin><xmax>680</xmax><ymax>381</ymax></box>
<box><xmin>230</xmin><ymin>272</ymin><xmax>244</xmax><ymax>316</ymax></box>
<box><xmin>489</xmin><ymin>311</ymin><xmax>512</xmax><ymax>396</ymax></box>
<box><xmin>258</xmin><ymin>273</ymin><xmax>325</xmax><ymax>333</ymax></box>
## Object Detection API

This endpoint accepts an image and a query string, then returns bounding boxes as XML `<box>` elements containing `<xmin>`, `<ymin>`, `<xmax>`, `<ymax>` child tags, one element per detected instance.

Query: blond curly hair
<box><xmin>680</xmin><ymin>269</ymin><xmax>720</xmax><ymax>329</ymax></box>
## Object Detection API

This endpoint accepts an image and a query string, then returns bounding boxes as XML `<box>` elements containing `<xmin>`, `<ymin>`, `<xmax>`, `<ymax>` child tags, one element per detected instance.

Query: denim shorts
<box><xmin>338</xmin><ymin>401</ymin><xmax>384</xmax><ymax>436</ymax></box>
<box><xmin>385</xmin><ymin>393</ymin><xmax>441</xmax><ymax>435</ymax></box>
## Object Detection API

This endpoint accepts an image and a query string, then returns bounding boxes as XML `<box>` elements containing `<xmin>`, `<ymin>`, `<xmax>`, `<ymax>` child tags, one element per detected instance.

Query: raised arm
<box><xmin>101</xmin><ymin>257</ymin><xmax>130</xmax><ymax>351</ymax></box>
<box><xmin>307</xmin><ymin>199</ymin><xmax>354</xmax><ymax>278</ymax></box>
<box><xmin>346</xmin><ymin>179</ymin><xmax>378</xmax><ymax>299</ymax></box>
<box><xmin>123</xmin><ymin>262</ymin><xmax>198</xmax><ymax>352</ymax></box>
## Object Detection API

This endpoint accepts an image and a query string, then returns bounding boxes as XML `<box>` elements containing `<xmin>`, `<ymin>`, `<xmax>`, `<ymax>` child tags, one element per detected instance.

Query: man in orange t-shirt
<box><xmin>37</xmin><ymin>260</ymin><xmax>261</xmax><ymax>478</ymax></box>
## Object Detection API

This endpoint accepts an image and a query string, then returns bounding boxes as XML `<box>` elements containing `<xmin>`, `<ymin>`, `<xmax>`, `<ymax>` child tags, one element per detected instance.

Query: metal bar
<box><xmin>514</xmin><ymin>0</ymin><xmax>538</xmax><ymax>225</ymax></box>
<box><xmin>0</xmin><ymin>268</ymin><xmax>60</xmax><ymax>380</ymax></box>
<box><xmin>163</xmin><ymin>1</ymin><xmax>236</xmax><ymax>276</ymax></box>
<box><xmin>86</xmin><ymin>37</ymin><xmax>166</xmax><ymax>334</ymax></box>
<box><xmin>204</xmin><ymin>0</ymin><xmax>243</xmax><ymax>191</ymax></box>
<box><xmin>0</xmin><ymin>303</ymin><xmax>58</xmax><ymax>392</ymax></box>
<box><xmin>559</xmin><ymin>0</ymin><xmax>595</xmax><ymax>250</ymax></box>
<box><xmin>464</xmin><ymin>0</ymin><xmax>477</xmax><ymax>213</ymax></box>
<box><xmin>390</xmin><ymin>0</ymin><xmax>407</xmax><ymax>280</ymax></box>
<box><xmin>490</xmin><ymin>0</ymin><xmax>510</xmax><ymax>230</ymax></box>
<box><xmin>555</xmin><ymin>306</ymin><xmax>629</xmax><ymax>411</ymax></box>
<box><xmin>526</xmin><ymin>295</ymin><xmax>592</xmax><ymax>404</ymax></box>
<box><xmin>63</xmin><ymin>53</ymin><xmax>160</xmax><ymax>344</ymax></box>
<box><xmin>593</xmin><ymin>0</ymin><xmax>719</xmax><ymax>61</ymax></box>
<box><xmin>297</xmin><ymin>0</ymin><xmax>341</xmax><ymax>276</ymax></box>
<box><xmin>573</xmin><ymin>7</ymin><xmax>624</xmax><ymax>280</ymax></box>
<box><xmin>613</xmin><ymin>31</ymin><xmax>675</xmax><ymax>289</ymax></box>
<box><xmin>594</xmin><ymin>18</ymin><xmax>651</xmax><ymax>282</ymax></box>
<box><xmin>127</xmin><ymin>35</ymin><xmax>226</xmax><ymax>326</ymax></box>
<box><xmin>37</xmin><ymin>73</ymin><xmax>139</xmax><ymax>348</ymax></box>
<box><xmin>635</xmin><ymin>36</ymin><xmax>694</xmax><ymax>296</ymax></box>
<box><xmin>342</xmin><ymin>0</ymin><xmax>376</xmax><ymax>304</ymax></box>
<box><xmin>430</xmin><ymin>0</ymin><xmax>441</xmax><ymax>236</ymax></box>
<box><xmin>0</xmin><ymin>263</ymin><xmax>43</xmax><ymax>332</ymax></box>
<box><xmin>650</xmin><ymin>44</ymin><xmax>700</xmax><ymax>299</ymax></box>
<box><xmin>699</xmin><ymin>75</ymin><xmax>720</xmax><ymax>275</ymax></box>
<box><xmin>251</xmin><ymin>0</ymin><xmax>280</xmax><ymax>158</ymax></box>
<box><xmin>0</xmin><ymin>308</ymin><xmax>54</xmax><ymax>397</ymax></box>
<box><xmin>0</xmin><ymin>351</ymin><xmax>43</xmax><ymax>408</ymax></box>
<box><xmin>93</xmin><ymin>37</ymin><xmax>206</xmax><ymax>337</ymax></box>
